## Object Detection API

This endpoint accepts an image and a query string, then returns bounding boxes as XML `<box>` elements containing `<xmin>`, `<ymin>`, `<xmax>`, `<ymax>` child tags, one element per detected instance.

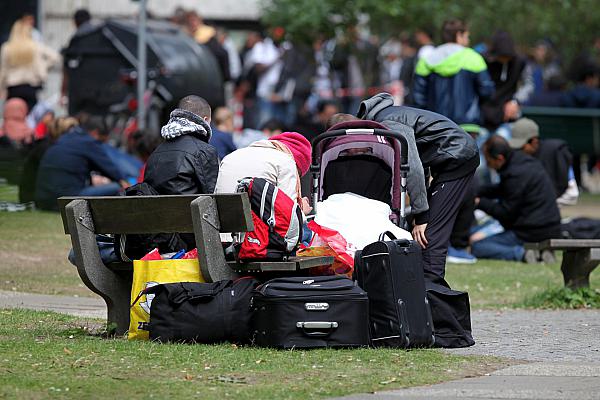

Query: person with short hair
<box><xmin>472</xmin><ymin>135</ymin><xmax>561</xmax><ymax>261</ymax></box>
<box><xmin>209</xmin><ymin>106</ymin><xmax>237</xmax><ymax>159</ymax></box>
<box><xmin>413</xmin><ymin>19</ymin><xmax>494</xmax><ymax>127</ymax></box>
<box><xmin>34</xmin><ymin>115</ymin><xmax>128</xmax><ymax>210</ymax></box>
<box><xmin>143</xmin><ymin>95</ymin><xmax>219</xmax><ymax>195</ymax></box>
<box><xmin>509</xmin><ymin>117</ymin><xmax>578</xmax><ymax>206</ymax></box>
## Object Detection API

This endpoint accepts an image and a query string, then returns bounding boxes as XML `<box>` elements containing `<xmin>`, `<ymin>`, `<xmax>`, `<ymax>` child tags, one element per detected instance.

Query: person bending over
<box><xmin>358</xmin><ymin>92</ymin><xmax>479</xmax><ymax>283</ymax></box>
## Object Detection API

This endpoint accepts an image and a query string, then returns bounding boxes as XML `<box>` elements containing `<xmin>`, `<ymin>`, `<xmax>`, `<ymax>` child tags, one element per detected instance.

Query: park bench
<box><xmin>521</xmin><ymin>106</ymin><xmax>600</xmax><ymax>155</ymax></box>
<box><xmin>58</xmin><ymin>194</ymin><xmax>332</xmax><ymax>335</ymax></box>
<box><xmin>525</xmin><ymin>239</ymin><xmax>600</xmax><ymax>289</ymax></box>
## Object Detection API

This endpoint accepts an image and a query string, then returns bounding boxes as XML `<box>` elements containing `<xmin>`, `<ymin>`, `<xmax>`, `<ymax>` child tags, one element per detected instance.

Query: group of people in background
<box><xmin>1</xmin><ymin>9</ymin><xmax>599</xmax><ymax>267</ymax></box>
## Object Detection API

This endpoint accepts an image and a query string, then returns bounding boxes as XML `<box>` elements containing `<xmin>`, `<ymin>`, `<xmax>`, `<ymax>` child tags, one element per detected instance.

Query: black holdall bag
<box><xmin>354</xmin><ymin>231</ymin><xmax>435</xmax><ymax>348</ymax></box>
<box><xmin>251</xmin><ymin>276</ymin><xmax>369</xmax><ymax>349</ymax></box>
<box><xmin>425</xmin><ymin>277</ymin><xmax>475</xmax><ymax>348</ymax></box>
<box><xmin>145</xmin><ymin>278</ymin><xmax>258</xmax><ymax>343</ymax></box>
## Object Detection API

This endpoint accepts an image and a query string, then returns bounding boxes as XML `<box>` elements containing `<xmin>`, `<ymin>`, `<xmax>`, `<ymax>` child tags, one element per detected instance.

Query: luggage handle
<box><xmin>296</xmin><ymin>321</ymin><xmax>338</xmax><ymax>337</ymax></box>
<box><xmin>379</xmin><ymin>231</ymin><xmax>412</xmax><ymax>248</ymax></box>
<box><xmin>379</xmin><ymin>231</ymin><xmax>397</xmax><ymax>241</ymax></box>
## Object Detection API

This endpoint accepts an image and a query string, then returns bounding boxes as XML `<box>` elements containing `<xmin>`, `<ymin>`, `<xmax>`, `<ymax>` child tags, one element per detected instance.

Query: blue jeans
<box><xmin>102</xmin><ymin>144</ymin><xmax>142</xmax><ymax>182</ymax></box>
<box><xmin>471</xmin><ymin>230</ymin><xmax>525</xmax><ymax>261</ymax></box>
<box><xmin>79</xmin><ymin>182</ymin><xmax>122</xmax><ymax>196</ymax></box>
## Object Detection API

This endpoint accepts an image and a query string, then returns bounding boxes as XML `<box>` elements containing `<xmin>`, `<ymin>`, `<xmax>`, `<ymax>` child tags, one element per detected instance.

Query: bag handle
<box><xmin>379</xmin><ymin>231</ymin><xmax>397</xmax><ymax>241</ymax></box>
<box><xmin>296</xmin><ymin>321</ymin><xmax>338</xmax><ymax>337</ymax></box>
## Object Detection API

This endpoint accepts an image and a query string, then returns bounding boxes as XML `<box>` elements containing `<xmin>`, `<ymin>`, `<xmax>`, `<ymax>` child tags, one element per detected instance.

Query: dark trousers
<box><xmin>422</xmin><ymin>172</ymin><xmax>474</xmax><ymax>281</ymax></box>
<box><xmin>449</xmin><ymin>179</ymin><xmax>476</xmax><ymax>249</ymax></box>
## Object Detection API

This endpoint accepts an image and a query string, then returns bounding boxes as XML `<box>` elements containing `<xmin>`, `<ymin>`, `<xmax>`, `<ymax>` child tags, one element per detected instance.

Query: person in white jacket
<box><xmin>216</xmin><ymin>131</ymin><xmax>312</xmax><ymax>214</ymax></box>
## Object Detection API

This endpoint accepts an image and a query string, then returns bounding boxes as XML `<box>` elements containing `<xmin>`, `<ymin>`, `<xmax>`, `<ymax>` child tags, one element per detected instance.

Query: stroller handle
<box><xmin>310</xmin><ymin>129</ymin><xmax>409</xmax><ymax>172</ymax></box>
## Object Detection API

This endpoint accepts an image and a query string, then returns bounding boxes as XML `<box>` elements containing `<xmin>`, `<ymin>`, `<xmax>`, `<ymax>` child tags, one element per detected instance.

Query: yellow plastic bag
<box><xmin>128</xmin><ymin>259</ymin><xmax>204</xmax><ymax>340</ymax></box>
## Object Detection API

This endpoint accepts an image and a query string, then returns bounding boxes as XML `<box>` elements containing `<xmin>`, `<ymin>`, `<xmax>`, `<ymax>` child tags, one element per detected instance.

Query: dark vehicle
<box><xmin>63</xmin><ymin>19</ymin><xmax>224</xmax><ymax>134</ymax></box>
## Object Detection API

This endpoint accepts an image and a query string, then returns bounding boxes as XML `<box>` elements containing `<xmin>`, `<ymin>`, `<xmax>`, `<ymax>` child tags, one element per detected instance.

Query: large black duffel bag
<box><xmin>146</xmin><ymin>278</ymin><xmax>258</xmax><ymax>343</ymax></box>
<box><xmin>251</xmin><ymin>276</ymin><xmax>370</xmax><ymax>348</ymax></box>
<box><xmin>354</xmin><ymin>232</ymin><xmax>435</xmax><ymax>348</ymax></box>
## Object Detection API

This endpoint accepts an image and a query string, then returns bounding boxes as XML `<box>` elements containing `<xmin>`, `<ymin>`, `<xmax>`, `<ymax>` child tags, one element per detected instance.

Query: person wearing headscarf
<box><xmin>215</xmin><ymin>131</ymin><xmax>312</xmax><ymax>214</ymax></box>
<box><xmin>0</xmin><ymin>98</ymin><xmax>34</xmax><ymax>145</ymax></box>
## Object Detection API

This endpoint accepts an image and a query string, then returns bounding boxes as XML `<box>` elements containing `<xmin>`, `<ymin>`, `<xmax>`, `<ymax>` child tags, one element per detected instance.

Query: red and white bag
<box><xmin>235</xmin><ymin>178</ymin><xmax>303</xmax><ymax>261</ymax></box>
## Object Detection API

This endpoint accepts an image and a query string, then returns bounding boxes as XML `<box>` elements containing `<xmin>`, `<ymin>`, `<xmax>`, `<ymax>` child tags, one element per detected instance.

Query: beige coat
<box><xmin>0</xmin><ymin>42</ymin><xmax>60</xmax><ymax>92</ymax></box>
<box><xmin>215</xmin><ymin>140</ymin><xmax>299</xmax><ymax>202</ymax></box>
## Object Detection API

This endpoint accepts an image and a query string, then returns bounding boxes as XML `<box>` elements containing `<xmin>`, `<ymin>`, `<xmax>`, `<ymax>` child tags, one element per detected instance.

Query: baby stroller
<box><xmin>310</xmin><ymin>120</ymin><xmax>410</xmax><ymax>227</ymax></box>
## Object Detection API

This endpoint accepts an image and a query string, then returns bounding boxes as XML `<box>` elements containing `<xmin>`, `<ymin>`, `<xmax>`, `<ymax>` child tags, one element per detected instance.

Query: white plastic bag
<box><xmin>314</xmin><ymin>193</ymin><xmax>412</xmax><ymax>250</ymax></box>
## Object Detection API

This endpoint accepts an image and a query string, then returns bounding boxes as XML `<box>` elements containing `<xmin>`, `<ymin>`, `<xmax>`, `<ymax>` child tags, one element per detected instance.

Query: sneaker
<box><xmin>447</xmin><ymin>246</ymin><xmax>477</xmax><ymax>264</ymax></box>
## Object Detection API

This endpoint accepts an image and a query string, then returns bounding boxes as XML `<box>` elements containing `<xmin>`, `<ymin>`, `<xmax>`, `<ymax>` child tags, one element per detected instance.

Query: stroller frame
<box><xmin>310</xmin><ymin>127</ymin><xmax>410</xmax><ymax>227</ymax></box>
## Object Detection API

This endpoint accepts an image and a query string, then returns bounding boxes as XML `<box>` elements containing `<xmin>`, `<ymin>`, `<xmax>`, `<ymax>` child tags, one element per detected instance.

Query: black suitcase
<box><xmin>355</xmin><ymin>231</ymin><xmax>435</xmax><ymax>348</ymax></box>
<box><xmin>251</xmin><ymin>276</ymin><xmax>370</xmax><ymax>348</ymax></box>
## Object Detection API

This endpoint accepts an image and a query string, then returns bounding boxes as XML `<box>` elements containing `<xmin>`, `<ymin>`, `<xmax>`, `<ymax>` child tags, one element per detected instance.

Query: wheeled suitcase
<box><xmin>355</xmin><ymin>231</ymin><xmax>435</xmax><ymax>348</ymax></box>
<box><xmin>251</xmin><ymin>276</ymin><xmax>370</xmax><ymax>348</ymax></box>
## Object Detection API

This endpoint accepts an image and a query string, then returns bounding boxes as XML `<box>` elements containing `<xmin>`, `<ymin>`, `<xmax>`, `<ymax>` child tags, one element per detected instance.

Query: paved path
<box><xmin>338</xmin><ymin>309</ymin><xmax>600</xmax><ymax>400</ymax></box>
<box><xmin>0</xmin><ymin>290</ymin><xmax>105</xmax><ymax>318</ymax></box>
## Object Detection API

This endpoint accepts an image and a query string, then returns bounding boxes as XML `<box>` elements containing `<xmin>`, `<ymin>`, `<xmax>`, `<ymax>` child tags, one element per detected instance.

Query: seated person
<box><xmin>216</xmin><ymin>131</ymin><xmax>312</xmax><ymax>214</ymax></box>
<box><xmin>509</xmin><ymin>117</ymin><xmax>579</xmax><ymax>206</ymax></box>
<box><xmin>19</xmin><ymin>116</ymin><xmax>78</xmax><ymax>203</ymax></box>
<box><xmin>472</xmin><ymin>135</ymin><xmax>561</xmax><ymax>261</ymax></box>
<box><xmin>209</xmin><ymin>107</ymin><xmax>237</xmax><ymax>159</ymax></box>
<box><xmin>35</xmin><ymin>116</ymin><xmax>129</xmax><ymax>210</ymax></box>
<box><xmin>144</xmin><ymin>95</ymin><xmax>219</xmax><ymax>195</ymax></box>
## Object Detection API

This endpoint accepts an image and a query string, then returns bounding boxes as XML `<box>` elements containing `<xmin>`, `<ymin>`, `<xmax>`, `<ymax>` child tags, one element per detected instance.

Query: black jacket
<box><xmin>144</xmin><ymin>109</ymin><xmax>219</xmax><ymax>195</ymax></box>
<box><xmin>533</xmin><ymin>139</ymin><xmax>572</xmax><ymax>198</ymax></box>
<box><xmin>477</xmin><ymin>151</ymin><xmax>561</xmax><ymax>242</ymax></box>
<box><xmin>358</xmin><ymin>93</ymin><xmax>480</xmax><ymax>182</ymax></box>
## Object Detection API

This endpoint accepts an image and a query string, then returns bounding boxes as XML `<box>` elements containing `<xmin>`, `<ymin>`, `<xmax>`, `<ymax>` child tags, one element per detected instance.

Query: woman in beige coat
<box><xmin>0</xmin><ymin>18</ymin><xmax>60</xmax><ymax>111</ymax></box>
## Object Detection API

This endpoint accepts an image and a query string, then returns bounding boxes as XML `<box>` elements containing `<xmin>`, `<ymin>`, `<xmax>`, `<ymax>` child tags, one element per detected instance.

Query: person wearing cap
<box><xmin>472</xmin><ymin>135</ymin><xmax>561</xmax><ymax>261</ymax></box>
<box><xmin>509</xmin><ymin>118</ymin><xmax>578</xmax><ymax>206</ymax></box>
<box><xmin>215</xmin><ymin>131</ymin><xmax>312</xmax><ymax>214</ymax></box>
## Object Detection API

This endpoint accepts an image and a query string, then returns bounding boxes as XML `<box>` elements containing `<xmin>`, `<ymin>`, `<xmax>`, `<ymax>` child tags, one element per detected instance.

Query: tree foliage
<box><xmin>261</xmin><ymin>0</ymin><xmax>600</xmax><ymax>62</ymax></box>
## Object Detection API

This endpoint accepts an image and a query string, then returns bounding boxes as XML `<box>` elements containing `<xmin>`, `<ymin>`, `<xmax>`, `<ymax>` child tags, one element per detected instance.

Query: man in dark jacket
<box><xmin>413</xmin><ymin>19</ymin><xmax>495</xmax><ymax>127</ymax></box>
<box><xmin>144</xmin><ymin>95</ymin><xmax>219</xmax><ymax>195</ymax></box>
<box><xmin>35</xmin><ymin>117</ymin><xmax>128</xmax><ymax>211</ymax></box>
<box><xmin>509</xmin><ymin>118</ymin><xmax>577</xmax><ymax>205</ymax></box>
<box><xmin>358</xmin><ymin>92</ymin><xmax>480</xmax><ymax>282</ymax></box>
<box><xmin>473</xmin><ymin>135</ymin><xmax>561</xmax><ymax>261</ymax></box>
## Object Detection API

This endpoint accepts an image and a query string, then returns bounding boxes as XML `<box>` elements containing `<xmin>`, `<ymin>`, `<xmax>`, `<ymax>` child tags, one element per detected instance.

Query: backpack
<box><xmin>235</xmin><ymin>178</ymin><xmax>303</xmax><ymax>261</ymax></box>
<box><xmin>114</xmin><ymin>182</ymin><xmax>192</xmax><ymax>261</ymax></box>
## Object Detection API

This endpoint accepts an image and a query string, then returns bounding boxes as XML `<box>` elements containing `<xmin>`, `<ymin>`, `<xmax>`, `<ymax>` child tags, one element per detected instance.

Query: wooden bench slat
<box><xmin>58</xmin><ymin>194</ymin><xmax>252</xmax><ymax>234</ymax></box>
<box><xmin>529</xmin><ymin>239</ymin><xmax>600</xmax><ymax>251</ymax></box>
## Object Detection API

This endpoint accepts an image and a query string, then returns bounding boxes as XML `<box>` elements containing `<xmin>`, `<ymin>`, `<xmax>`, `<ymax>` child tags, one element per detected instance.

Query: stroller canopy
<box><xmin>313</xmin><ymin>120</ymin><xmax>403</xmax><ymax>214</ymax></box>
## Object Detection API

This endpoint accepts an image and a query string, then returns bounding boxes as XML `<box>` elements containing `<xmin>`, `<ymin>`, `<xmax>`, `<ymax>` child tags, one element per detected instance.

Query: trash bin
<box><xmin>64</xmin><ymin>18</ymin><xmax>225</xmax><ymax>120</ymax></box>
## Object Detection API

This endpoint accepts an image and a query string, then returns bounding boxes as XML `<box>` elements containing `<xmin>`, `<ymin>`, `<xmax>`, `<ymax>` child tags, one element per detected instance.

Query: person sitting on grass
<box><xmin>34</xmin><ymin>115</ymin><xmax>129</xmax><ymax>211</ymax></box>
<box><xmin>473</xmin><ymin>135</ymin><xmax>561</xmax><ymax>262</ymax></box>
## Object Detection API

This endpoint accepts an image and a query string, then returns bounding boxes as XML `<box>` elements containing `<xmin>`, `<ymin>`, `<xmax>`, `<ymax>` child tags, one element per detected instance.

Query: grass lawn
<box><xmin>0</xmin><ymin>189</ymin><xmax>88</xmax><ymax>296</ymax></box>
<box><xmin>0</xmin><ymin>309</ymin><xmax>507</xmax><ymax>400</ymax></box>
